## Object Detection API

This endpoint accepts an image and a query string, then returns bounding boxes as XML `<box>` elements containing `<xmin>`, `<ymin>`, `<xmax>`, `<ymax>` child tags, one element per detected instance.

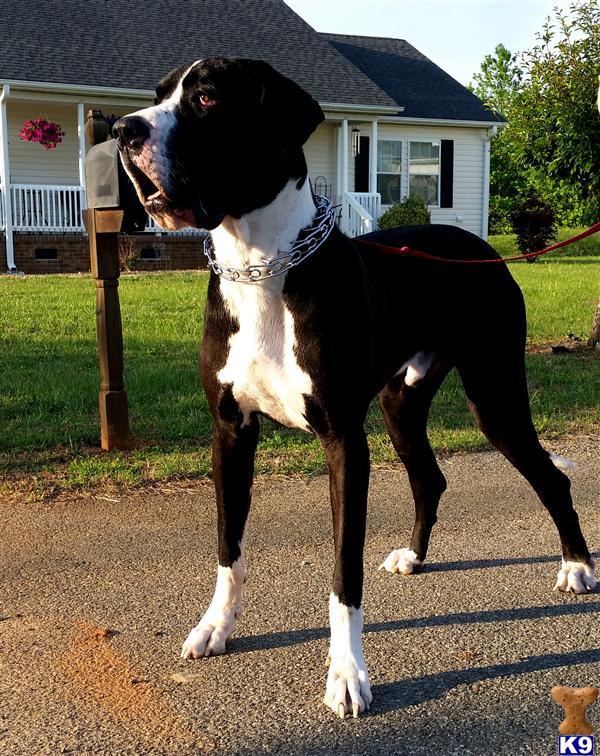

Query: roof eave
<box><xmin>0</xmin><ymin>80</ymin><xmax>406</xmax><ymax>116</ymax></box>
<box><xmin>322</xmin><ymin>101</ymin><xmax>404</xmax><ymax>116</ymax></box>
<box><xmin>0</xmin><ymin>80</ymin><xmax>504</xmax><ymax>126</ymax></box>
<box><xmin>0</xmin><ymin>78</ymin><xmax>153</xmax><ymax>100</ymax></box>
<box><xmin>380</xmin><ymin>114</ymin><xmax>507</xmax><ymax>128</ymax></box>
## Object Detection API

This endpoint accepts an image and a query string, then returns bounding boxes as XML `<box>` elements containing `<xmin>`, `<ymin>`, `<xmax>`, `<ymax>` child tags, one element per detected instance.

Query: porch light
<box><xmin>351</xmin><ymin>126</ymin><xmax>361</xmax><ymax>157</ymax></box>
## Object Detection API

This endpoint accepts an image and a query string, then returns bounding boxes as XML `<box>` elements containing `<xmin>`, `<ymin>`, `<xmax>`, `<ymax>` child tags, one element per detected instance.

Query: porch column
<box><xmin>0</xmin><ymin>84</ymin><xmax>16</xmax><ymax>272</ymax></box>
<box><xmin>369</xmin><ymin>120</ymin><xmax>378</xmax><ymax>194</ymax></box>
<box><xmin>336</xmin><ymin>124</ymin><xmax>341</xmax><ymax>205</ymax></box>
<box><xmin>341</xmin><ymin>119</ymin><xmax>349</xmax><ymax>195</ymax></box>
<box><xmin>77</xmin><ymin>102</ymin><xmax>87</xmax><ymax>210</ymax></box>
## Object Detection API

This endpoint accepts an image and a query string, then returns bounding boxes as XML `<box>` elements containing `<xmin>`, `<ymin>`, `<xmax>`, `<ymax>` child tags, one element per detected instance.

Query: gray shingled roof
<box><xmin>1</xmin><ymin>0</ymin><xmax>498</xmax><ymax>122</ymax></box>
<box><xmin>0</xmin><ymin>0</ymin><xmax>397</xmax><ymax>108</ymax></box>
<box><xmin>324</xmin><ymin>33</ymin><xmax>503</xmax><ymax>123</ymax></box>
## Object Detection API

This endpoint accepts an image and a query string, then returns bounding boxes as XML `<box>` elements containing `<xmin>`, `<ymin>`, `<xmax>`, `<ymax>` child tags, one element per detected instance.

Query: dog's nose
<box><xmin>113</xmin><ymin>116</ymin><xmax>150</xmax><ymax>151</ymax></box>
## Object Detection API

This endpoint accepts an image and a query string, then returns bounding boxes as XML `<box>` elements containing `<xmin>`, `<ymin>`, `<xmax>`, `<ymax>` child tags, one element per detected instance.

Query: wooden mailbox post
<box><xmin>82</xmin><ymin>208</ymin><xmax>130</xmax><ymax>451</ymax></box>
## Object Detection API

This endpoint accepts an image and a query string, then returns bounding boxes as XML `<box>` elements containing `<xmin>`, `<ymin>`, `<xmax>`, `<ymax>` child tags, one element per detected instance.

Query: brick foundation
<box><xmin>2</xmin><ymin>233</ymin><xmax>208</xmax><ymax>274</ymax></box>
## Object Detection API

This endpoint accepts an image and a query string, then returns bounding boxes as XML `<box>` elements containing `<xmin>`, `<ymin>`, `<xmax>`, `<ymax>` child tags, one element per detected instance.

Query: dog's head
<box><xmin>113</xmin><ymin>58</ymin><xmax>324</xmax><ymax>230</ymax></box>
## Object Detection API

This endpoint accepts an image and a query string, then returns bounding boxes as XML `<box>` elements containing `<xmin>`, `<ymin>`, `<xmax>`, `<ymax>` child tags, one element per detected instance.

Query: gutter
<box><xmin>1</xmin><ymin>78</ymin><xmax>506</xmax><ymax>128</ymax></box>
<box><xmin>0</xmin><ymin>78</ymin><xmax>153</xmax><ymax>101</ymax></box>
<box><xmin>322</xmin><ymin>101</ymin><xmax>404</xmax><ymax>117</ymax></box>
<box><xmin>481</xmin><ymin>125</ymin><xmax>498</xmax><ymax>240</ymax></box>
<box><xmin>1</xmin><ymin>79</ymin><xmax>406</xmax><ymax>116</ymax></box>
<box><xmin>379</xmin><ymin>114</ymin><xmax>506</xmax><ymax>129</ymax></box>
<box><xmin>0</xmin><ymin>83</ymin><xmax>17</xmax><ymax>273</ymax></box>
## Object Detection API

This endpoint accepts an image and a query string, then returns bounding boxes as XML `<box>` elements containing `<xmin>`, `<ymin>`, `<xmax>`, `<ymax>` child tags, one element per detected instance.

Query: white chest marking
<box><xmin>211</xmin><ymin>180</ymin><xmax>318</xmax><ymax>431</ymax></box>
<box><xmin>217</xmin><ymin>283</ymin><xmax>312</xmax><ymax>430</ymax></box>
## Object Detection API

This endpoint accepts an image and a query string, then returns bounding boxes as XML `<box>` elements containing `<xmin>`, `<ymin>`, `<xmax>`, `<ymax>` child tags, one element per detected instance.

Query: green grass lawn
<box><xmin>1</xmin><ymin>228</ymin><xmax>599</xmax><ymax>497</ymax></box>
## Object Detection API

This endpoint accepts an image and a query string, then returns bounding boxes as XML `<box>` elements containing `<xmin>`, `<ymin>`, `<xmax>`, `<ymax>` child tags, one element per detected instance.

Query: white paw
<box><xmin>325</xmin><ymin>595</ymin><xmax>372</xmax><ymax>718</ymax></box>
<box><xmin>181</xmin><ymin>562</ymin><xmax>245</xmax><ymax>659</ymax></box>
<box><xmin>180</xmin><ymin>610</ymin><xmax>237</xmax><ymax>658</ymax></box>
<box><xmin>378</xmin><ymin>547</ymin><xmax>423</xmax><ymax>575</ymax></box>
<box><xmin>554</xmin><ymin>558</ymin><xmax>596</xmax><ymax>594</ymax></box>
<box><xmin>323</xmin><ymin>656</ymin><xmax>372</xmax><ymax>719</ymax></box>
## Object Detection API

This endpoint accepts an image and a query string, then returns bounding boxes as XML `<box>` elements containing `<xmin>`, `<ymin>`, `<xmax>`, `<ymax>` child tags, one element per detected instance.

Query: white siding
<box><xmin>5</xmin><ymin>99</ymin><xmax>136</xmax><ymax>187</ymax></box>
<box><xmin>307</xmin><ymin>120</ymin><xmax>488</xmax><ymax>238</ymax></box>
<box><xmin>4</xmin><ymin>97</ymin><xmax>489</xmax><ymax>238</ymax></box>
<box><xmin>376</xmin><ymin>123</ymin><xmax>488</xmax><ymax>237</ymax></box>
<box><xmin>305</xmin><ymin>123</ymin><xmax>337</xmax><ymax>201</ymax></box>
<box><xmin>7</xmin><ymin>101</ymin><xmax>80</xmax><ymax>185</ymax></box>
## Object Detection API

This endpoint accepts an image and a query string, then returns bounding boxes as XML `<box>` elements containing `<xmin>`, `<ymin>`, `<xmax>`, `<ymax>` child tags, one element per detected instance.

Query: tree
<box><xmin>470</xmin><ymin>45</ymin><xmax>525</xmax><ymax>232</ymax></box>
<box><xmin>511</xmin><ymin>1</ymin><xmax>600</xmax><ymax>224</ymax></box>
<box><xmin>589</xmin><ymin>72</ymin><xmax>600</xmax><ymax>347</ymax></box>
<box><xmin>469</xmin><ymin>43</ymin><xmax>522</xmax><ymax>118</ymax></box>
<box><xmin>470</xmin><ymin>3</ymin><xmax>600</xmax><ymax>229</ymax></box>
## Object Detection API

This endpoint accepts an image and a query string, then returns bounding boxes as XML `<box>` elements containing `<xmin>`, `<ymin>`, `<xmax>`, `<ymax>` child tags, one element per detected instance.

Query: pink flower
<box><xmin>17</xmin><ymin>117</ymin><xmax>65</xmax><ymax>148</ymax></box>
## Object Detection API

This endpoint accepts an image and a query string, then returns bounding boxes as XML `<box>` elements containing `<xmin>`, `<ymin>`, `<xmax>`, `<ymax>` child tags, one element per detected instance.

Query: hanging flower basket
<box><xmin>17</xmin><ymin>118</ymin><xmax>66</xmax><ymax>150</ymax></box>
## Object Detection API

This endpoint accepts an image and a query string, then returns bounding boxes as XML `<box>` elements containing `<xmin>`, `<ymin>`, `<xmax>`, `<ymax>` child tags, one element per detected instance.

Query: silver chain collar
<box><xmin>203</xmin><ymin>194</ymin><xmax>335</xmax><ymax>283</ymax></box>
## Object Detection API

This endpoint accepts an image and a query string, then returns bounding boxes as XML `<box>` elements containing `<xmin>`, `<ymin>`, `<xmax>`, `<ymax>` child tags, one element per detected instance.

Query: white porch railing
<box><xmin>0</xmin><ymin>184</ymin><xmax>202</xmax><ymax>234</ymax></box>
<box><xmin>7</xmin><ymin>184</ymin><xmax>85</xmax><ymax>232</ymax></box>
<box><xmin>341</xmin><ymin>191</ymin><xmax>381</xmax><ymax>237</ymax></box>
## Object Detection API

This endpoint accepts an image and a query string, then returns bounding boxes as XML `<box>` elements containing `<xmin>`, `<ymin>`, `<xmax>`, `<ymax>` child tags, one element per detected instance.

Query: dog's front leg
<box><xmin>322</xmin><ymin>428</ymin><xmax>373</xmax><ymax>718</ymax></box>
<box><xmin>181</xmin><ymin>413</ymin><xmax>259</xmax><ymax>659</ymax></box>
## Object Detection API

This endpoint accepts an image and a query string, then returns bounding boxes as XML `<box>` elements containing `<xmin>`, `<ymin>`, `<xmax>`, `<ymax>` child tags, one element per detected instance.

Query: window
<box><xmin>377</xmin><ymin>140</ymin><xmax>402</xmax><ymax>205</ymax></box>
<box><xmin>409</xmin><ymin>141</ymin><xmax>440</xmax><ymax>206</ymax></box>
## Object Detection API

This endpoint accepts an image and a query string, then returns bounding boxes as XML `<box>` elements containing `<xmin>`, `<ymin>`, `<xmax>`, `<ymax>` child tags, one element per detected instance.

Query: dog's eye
<box><xmin>194</xmin><ymin>92</ymin><xmax>215</xmax><ymax>108</ymax></box>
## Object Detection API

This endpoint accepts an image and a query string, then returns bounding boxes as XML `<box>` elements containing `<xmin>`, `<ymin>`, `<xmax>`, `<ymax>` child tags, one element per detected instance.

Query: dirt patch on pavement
<box><xmin>59</xmin><ymin>622</ymin><xmax>212</xmax><ymax>752</ymax></box>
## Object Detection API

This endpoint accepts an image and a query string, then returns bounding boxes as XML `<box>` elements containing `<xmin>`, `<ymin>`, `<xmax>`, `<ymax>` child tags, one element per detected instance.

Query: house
<box><xmin>0</xmin><ymin>0</ymin><xmax>503</xmax><ymax>273</ymax></box>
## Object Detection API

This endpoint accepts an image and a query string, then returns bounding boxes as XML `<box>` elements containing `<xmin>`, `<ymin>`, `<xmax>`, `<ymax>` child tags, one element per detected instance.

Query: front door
<box><xmin>354</xmin><ymin>136</ymin><xmax>370</xmax><ymax>193</ymax></box>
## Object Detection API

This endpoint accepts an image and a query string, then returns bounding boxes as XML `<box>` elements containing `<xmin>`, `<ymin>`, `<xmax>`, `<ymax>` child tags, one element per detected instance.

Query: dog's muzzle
<box><xmin>113</xmin><ymin>115</ymin><xmax>150</xmax><ymax>152</ymax></box>
<box><xmin>113</xmin><ymin>116</ymin><xmax>224</xmax><ymax>231</ymax></box>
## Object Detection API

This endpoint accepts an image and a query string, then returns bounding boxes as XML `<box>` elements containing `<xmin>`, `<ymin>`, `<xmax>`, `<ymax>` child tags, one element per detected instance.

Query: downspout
<box><xmin>481</xmin><ymin>124</ymin><xmax>498</xmax><ymax>241</ymax></box>
<box><xmin>369</xmin><ymin>120</ymin><xmax>380</xmax><ymax>224</ymax></box>
<box><xmin>0</xmin><ymin>83</ymin><xmax>16</xmax><ymax>272</ymax></box>
<box><xmin>336</xmin><ymin>123</ymin><xmax>342</xmax><ymax>208</ymax></box>
<box><xmin>77</xmin><ymin>102</ymin><xmax>87</xmax><ymax>212</ymax></box>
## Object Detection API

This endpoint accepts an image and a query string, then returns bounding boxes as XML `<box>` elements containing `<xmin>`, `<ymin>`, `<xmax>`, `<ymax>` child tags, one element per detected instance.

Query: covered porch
<box><xmin>0</xmin><ymin>81</ymin><xmax>385</xmax><ymax>272</ymax></box>
<box><xmin>319</xmin><ymin>115</ymin><xmax>384</xmax><ymax>238</ymax></box>
<box><xmin>0</xmin><ymin>80</ymin><xmax>188</xmax><ymax>272</ymax></box>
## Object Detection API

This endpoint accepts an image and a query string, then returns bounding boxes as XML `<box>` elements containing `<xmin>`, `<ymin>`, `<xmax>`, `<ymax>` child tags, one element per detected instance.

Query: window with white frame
<box><xmin>409</xmin><ymin>141</ymin><xmax>440</xmax><ymax>206</ymax></box>
<box><xmin>377</xmin><ymin>140</ymin><xmax>402</xmax><ymax>205</ymax></box>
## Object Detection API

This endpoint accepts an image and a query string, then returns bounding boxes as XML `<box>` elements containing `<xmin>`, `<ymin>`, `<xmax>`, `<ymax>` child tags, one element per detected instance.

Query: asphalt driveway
<box><xmin>1</xmin><ymin>436</ymin><xmax>599</xmax><ymax>755</ymax></box>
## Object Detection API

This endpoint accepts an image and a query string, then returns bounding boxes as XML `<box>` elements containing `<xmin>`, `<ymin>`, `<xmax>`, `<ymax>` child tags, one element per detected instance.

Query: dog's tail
<box><xmin>549</xmin><ymin>452</ymin><xmax>577</xmax><ymax>472</ymax></box>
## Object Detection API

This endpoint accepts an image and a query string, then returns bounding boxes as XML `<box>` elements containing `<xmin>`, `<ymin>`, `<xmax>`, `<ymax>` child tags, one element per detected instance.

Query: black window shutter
<box><xmin>440</xmin><ymin>139</ymin><xmax>454</xmax><ymax>208</ymax></box>
<box><xmin>354</xmin><ymin>136</ymin><xmax>370</xmax><ymax>192</ymax></box>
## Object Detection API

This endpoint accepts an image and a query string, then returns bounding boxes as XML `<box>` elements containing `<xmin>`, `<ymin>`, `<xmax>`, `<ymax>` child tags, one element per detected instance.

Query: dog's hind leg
<box><xmin>321</xmin><ymin>425</ymin><xmax>373</xmax><ymax>718</ymax></box>
<box><xmin>378</xmin><ymin>357</ymin><xmax>451</xmax><ymax>575</ymax></box>
<box><xmin>457</xmin><ymin>358</ymin><xmax>596</xmax><ymax>594</ymax></box>
<box><xmin>181</xmin><ymin>411</ymin><xmax>259</xmax><ymax>659</ymax></box>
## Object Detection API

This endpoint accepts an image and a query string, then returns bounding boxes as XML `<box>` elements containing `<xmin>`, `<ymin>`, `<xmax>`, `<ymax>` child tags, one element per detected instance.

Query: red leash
<box><xmin>357</xmin><ymin>221</ymin><xmax>600</xmax><ymax>264</ymax></box>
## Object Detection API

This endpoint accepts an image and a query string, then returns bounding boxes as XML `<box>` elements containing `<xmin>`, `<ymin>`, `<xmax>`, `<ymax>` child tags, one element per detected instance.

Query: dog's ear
<box><xmin>252</xmin><ymin>60</ymin><xmax>325</xmax><ymax>148</ymax></box>
<box><xmin>154</xmin><ymin>63</ymin><xmax>191</xmax><ymax>104</ymax></box>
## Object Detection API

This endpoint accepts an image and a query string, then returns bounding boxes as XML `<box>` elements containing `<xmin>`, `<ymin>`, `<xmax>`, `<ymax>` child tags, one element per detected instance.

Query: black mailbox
<box><xmin>85</xmin><ymin>139</ymin><xmax>148</xmax><ymax>233</ymax></box>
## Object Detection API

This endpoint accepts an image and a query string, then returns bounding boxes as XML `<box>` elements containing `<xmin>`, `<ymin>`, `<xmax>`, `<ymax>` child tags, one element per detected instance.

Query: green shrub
<box><xmin>488</xmin><ymin>195</ymin><xmax>515</xmax><ymax>235</ymax></box>
<box><xmin>509</xmin><ymin>196</ymin><xmax>556</xmax><ymax>259</ymax></box>
<box><xmin>378</xmin><ymin>195</ymin><xmax>431</xmax><ymax>230</ymax></box>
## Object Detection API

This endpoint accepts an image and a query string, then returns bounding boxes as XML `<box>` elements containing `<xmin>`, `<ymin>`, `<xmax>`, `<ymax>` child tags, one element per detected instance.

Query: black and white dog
<box><xmin>114</xmin><ymin>58</ymin><xmax>596</xmax><ymax>718</ymax></box>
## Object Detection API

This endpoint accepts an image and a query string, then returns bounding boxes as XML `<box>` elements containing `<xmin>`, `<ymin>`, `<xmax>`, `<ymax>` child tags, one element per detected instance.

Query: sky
<box><xmin>284</xmin><ymin>0</ymin><xmax>576</xmax><ymax>86</ymax></box>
